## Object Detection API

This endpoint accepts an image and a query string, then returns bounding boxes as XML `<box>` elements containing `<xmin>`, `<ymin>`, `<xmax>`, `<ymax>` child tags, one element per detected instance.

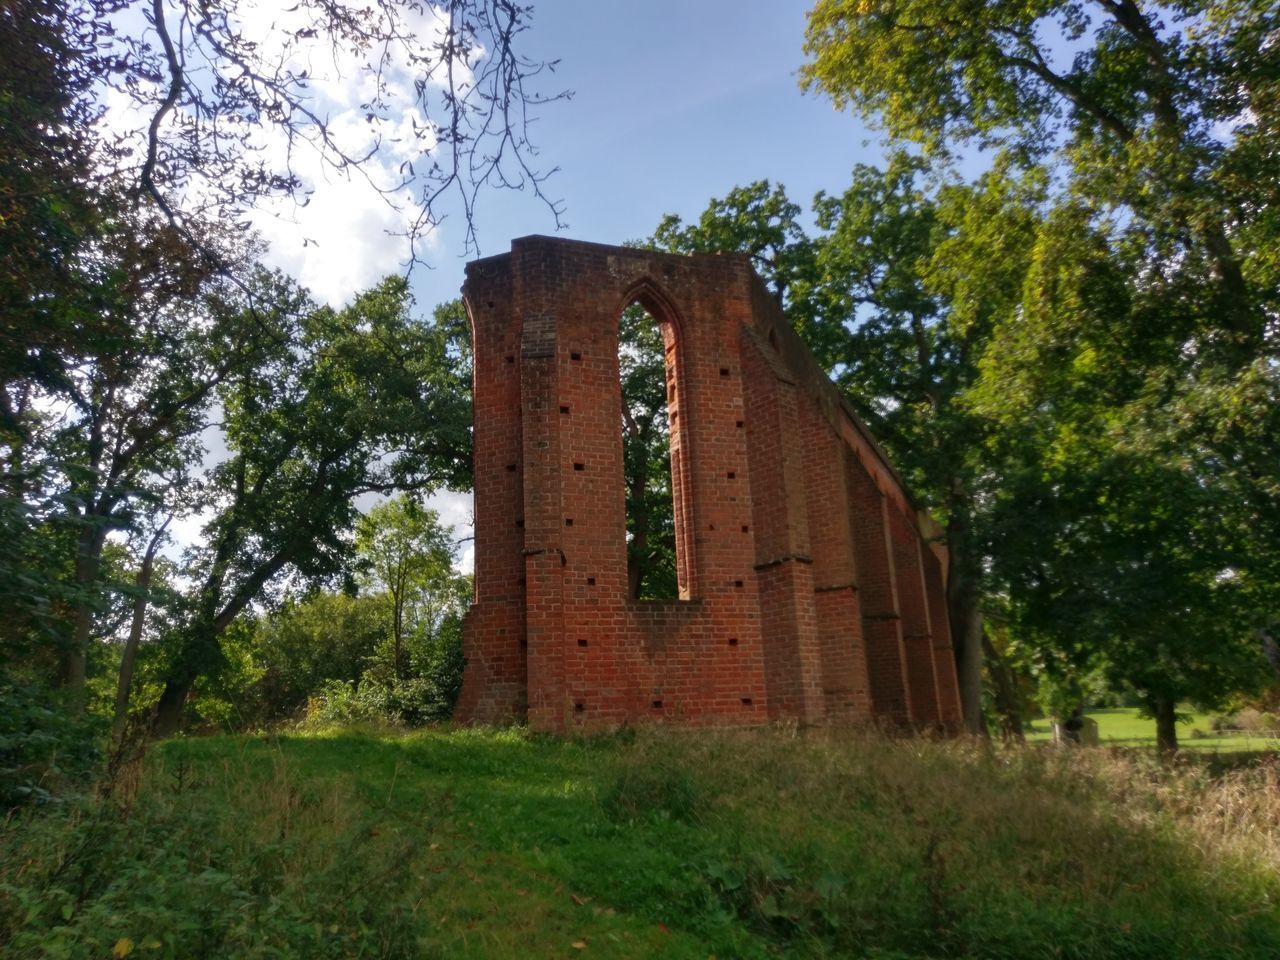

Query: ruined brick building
<box><xmin>454</xmin><ymin>236</ymin><xmax>962</xmax><ymax>732</ymax></box>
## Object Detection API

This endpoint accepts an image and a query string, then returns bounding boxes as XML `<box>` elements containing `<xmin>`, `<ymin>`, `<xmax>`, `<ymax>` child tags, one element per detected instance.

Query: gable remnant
<box><xmin>454</xmin><ymin>236</ymin><xmax>962</xmax><ymax>732</ymax></box>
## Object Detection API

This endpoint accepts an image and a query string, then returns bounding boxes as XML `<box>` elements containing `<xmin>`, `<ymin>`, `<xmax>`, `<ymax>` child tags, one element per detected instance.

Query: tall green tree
<box><xmin>34</xmin><ymin>258</ymin><xmax>261</xmax><ymax>697</ymax></box>
<box><xmin>10</xmin><ymin>0</ymin><xmax>567</xmax><ymax>269</ymax></box>
<box><xmin>355</xmin><ymin>496</ymin><xmax>464</xmax><ymax>680</ymax></box>
<box><xmin>803</xmin><ymin>0</ymin><xmax>1279</xmax><ymax>745</ymax></box>
<box><xmin>152</xmin><ymin>273</ymin><xmax>471</xmax><ymax>733</ymax></box>
<box><xmin>969</xmin><ymin>203</ymin><xmax>1270</xmax><ymax>750</ymax></box>
<box><xmin>224</xmin><ymin>591</ymin><xmax>386</xmax><ymax>726</ymax></box>
<box><xmin>802</xmin><ymin>0</ymin><xmax>1274</xmax><ymax>345</ymax></box>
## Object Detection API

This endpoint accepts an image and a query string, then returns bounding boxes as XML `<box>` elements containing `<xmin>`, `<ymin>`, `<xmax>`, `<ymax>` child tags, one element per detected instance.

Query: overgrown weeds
<box><xmin>1</xmin><ymin>725</ymin><xmax>1277</xmax><ymax>959</ymax></box>
<box><xmin>0</xmin><ymin>674</ymin><xmax>102</xmax><ymax>808</ymax></box>
<box><xmin>1</xmin><ymin>739</ymin><xmax>439</xmax><ymax>959</ymax></box>
<box><xmin>604</xmin><ymin>727</ymin><xmax>1280</xmax><ymax>957</ymax></box>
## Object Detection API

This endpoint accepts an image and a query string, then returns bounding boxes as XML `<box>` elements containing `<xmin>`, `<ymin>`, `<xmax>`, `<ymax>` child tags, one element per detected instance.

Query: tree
<box><xmin>22</xmin><ymin>0</ymin><xmax>566</xmax><ymax>272</ymax></box>
<box><xmin>0</xmin><ymin>0</ymin><xmax>109</xmax><ymax>404</ymax></box>
<box><xmin>354</xmin><ymin>497</ymin><xmax>470</xmax><ymax>722</ymax></box>
<box><xmin>34</xmin><ymin>259</ymin><xmax>266</xmax><ymax>698</ymax></box>
<box><xmin>112</xmin><ymin>514</ymin><xmax>171</xmax><ymax>737</ymax></box>
<box><xmin>221</xmin><ymin>591</ymin><xmax>387</xmax><ymax>725</ymax></box>
<box><xmin>802</xmin><ymin>0</ymin><xmax>1280</xmax><ymax>743</ymax></box>
<box><xmin>0</xmin><ymin>6</ymin><xmax>258</xmax><ymax>701</ymax></box>
<box><xmin>355</xmin><ymin>495</ymin><xmax>460</xmax><ymax>679</ymax></box>
<box><xmin>969</xmin><ymin>203</ymin><xmax>1270</xmax><ymax>751</ymax></box>
<box><xmin>1</xmin><ymin>0</ymin><xmax>561</xmax><ymax>740</ymax></box>
<box><xmin>653</xmin><ymin>182</ymin><xmax>817</xmax><ymax>305</ymax></box>
<box><xmin>802</xmin><ymin>0</ymin><xmax>1273</xmax><ymax>347</ymax></box>
<box><xmin>152</xmin><ymin>272</ymin><xmax>471</xmax><ymax>734</ymax></box>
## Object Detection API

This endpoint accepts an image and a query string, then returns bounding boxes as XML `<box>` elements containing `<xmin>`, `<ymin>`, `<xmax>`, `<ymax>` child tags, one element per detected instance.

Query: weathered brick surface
<box><xmin>456</xmin><ymin>236</ymin><xmax>958</xmax><ymax>732</ymax></box>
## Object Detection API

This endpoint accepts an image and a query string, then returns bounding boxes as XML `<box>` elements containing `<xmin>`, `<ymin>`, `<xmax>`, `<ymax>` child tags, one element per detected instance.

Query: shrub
<box><xmin>0</xmin><ymin>748</ymin><xmax>434</xmax><ymax>959</ymax></box>
<box><xmin>0</xmin><ymin>673</ymin><xmax>101</xmax><ymax>808</ymax></box>
<box><xmin>301</xmin><ymin>667</ymin><xmax>459</xmax><ymax>729</ymax></box>
<box><xmin>1234</xmin><ymin>707</ymin><xmax>1269</xmax><ymax>732</ymax></box>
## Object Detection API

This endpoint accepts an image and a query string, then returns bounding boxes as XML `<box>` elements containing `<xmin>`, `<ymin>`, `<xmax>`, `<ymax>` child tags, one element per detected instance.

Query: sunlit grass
<box><xmin>3</xmin><ymin>725</ymin><xmax>1279</xmax><ymax>959</ymax></box>
<box><xmin>1024</xmin><ymin>706</ymin><xmax>1280</xmax><ymax>752</ymax></box>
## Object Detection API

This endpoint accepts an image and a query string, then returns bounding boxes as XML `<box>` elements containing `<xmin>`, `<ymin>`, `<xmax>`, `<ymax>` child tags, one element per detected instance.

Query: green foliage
<box><xmin>153</xmin><ymin>274</ymin><xmax>472</xmax><ymax>731</ymax></box>
<box><xmin>617</xmin><ymin>304</ymin><xmax>679</xmax><ymax>599</ymax></box>
<box><xmin>303</xmin><ymin>612</ymin><xmax>466</xmax><ymax>728</ymax></box>
<box><xmin>0</xmin><ymin>0</ymin><xmax>114</xmax><ymax>394</ymax></box>
<box><xmin>0</xmin><ymin>749</ymin><xmax>436</xmax><ymax>959</ymax></box>
<box><xmin>355</xmin><ymin>495</ymin><xmax>466</xmax><ymax>675</ymax></box>
<box><xmin>3</xmin><ymin>0</ymin><xmax>555</xmax><ymax>735</ymax></box>
<box><xmin>178</xmin><ymin>576</ymin><xmax>467</xmax><ymax>732</ymax></box>
<box><xmin>5</xmin><ymin>727</ymin><xmax>1280</xmax><ymax>958</ymax></box>
<box><xmin>0</xmin><ymin>1</ymin><xmax>219</xmax><ymax>693</ymax></box>
<box><xmin>229</xmin><ymin>593</ymin><xmax>385</xmax><ymax>725</ymax></box>
<box><xmin>966</xmin><ymin>196</ymin><xmax>1273</xmax><ymax>731</ymax></box>
<box><xmin>653</xmin><ymin>181</ymin><xmax>817</xmax><ymax>306</ymax></box>
<box><xmin>0</xmin><ymin>672</ymin><xmax>100</xmax><ymax>808</ymax></box>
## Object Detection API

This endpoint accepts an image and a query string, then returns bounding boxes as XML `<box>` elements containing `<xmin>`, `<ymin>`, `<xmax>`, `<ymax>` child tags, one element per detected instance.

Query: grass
<box><xmin>3</xmin><ymin>724</ymin><xmax>1280</xmax><ymax>959</ymax></box>
<box><xmin>1024</xmin><ymin>706</ymin><xmax>1280</xmax><ymax>752</ymax></box>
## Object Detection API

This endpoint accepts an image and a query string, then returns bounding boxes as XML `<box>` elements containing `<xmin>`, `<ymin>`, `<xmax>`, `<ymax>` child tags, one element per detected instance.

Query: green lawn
<box><xmin>4</xmin><ymin>725</ymin><xmax>1280</xmax><ymax>959</ymax></box>
<box><xmin>1023</xmin><ymin>706</ymin><xmax>1280</xmax><ymax>752</ymax></box>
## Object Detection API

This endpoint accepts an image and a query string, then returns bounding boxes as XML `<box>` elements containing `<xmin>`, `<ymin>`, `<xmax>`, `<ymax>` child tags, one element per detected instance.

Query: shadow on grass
<box><xmin>149</xmin><ymin>726</ymin><xmax>1280</xmax><ymax>960</ymax></box>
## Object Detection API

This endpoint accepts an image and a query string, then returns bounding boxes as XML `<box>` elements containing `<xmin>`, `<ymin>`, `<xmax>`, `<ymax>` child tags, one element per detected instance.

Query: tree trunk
<box><xmin>1154</xmin><ymin>697</ymin><xmax>1178</xmax><ymax>755</ymax></box>
<box><xmin>626</xmin><ymin>473</ymin><xmax>649</xmax><ymax>600</ymax></box>
<box><xmin>943</xmin><ymin>486</ymin><xmax>987</xmax><ymax>736</ymax></box>
<box><xmin>62</xmin><ymin>521</ymin><xmax>108</xmax><ymax>705</ymax></box>
<box><xmin>151</xmin><ymin>624</ymin><xmax>217</xmax><ymax>738</ymax></box>
<box><xmin>393</xmin><ymin>600</ymin><xmax>405</xmax><ymax>680</ymax></box>
<box><xmin>982</xmin><ymin>630</ymin><xmax>1024</xmax><ymax>741</ymax></box>
<box><xmin>152</xmin><ymin>678</ymin><xmax>190</xmax><ymax>737</ymax></box>
<box><xmin>114</xmin><ymin>518</ymin><xmax>170</xmax><ymax>738</ymax></box>
<box><xmin>945</xmin><ymin>516</ymin><xmax>986</xmax><ymax>735</ymax></box>
<box><xmin>149</xmin><ymin>543</ymin><xmax>292</xmax><ymax>738</ymax></box>
<box><xmin>956</xmin><ymin>603</ymin><xmax>985</xmax><ymax>735</ymax></box>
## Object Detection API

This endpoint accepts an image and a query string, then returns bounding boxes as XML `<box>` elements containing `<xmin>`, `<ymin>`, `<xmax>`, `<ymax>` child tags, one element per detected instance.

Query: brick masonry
<box><xmin>453</xmin><ymin>236</ymin><xmax>963</xmax><ymax>733</ymax></box>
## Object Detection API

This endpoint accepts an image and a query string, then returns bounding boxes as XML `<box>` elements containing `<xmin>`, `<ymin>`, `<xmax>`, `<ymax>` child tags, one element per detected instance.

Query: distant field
<box><xmin>1023</xmin><ymin>706</ymin><xmax>1280</xmax><ymax>752</ymax></box>
<box><xmin>4</xmin><ymin>725</ymin><xmax>1280</xmax><ymax>959</ymax></box>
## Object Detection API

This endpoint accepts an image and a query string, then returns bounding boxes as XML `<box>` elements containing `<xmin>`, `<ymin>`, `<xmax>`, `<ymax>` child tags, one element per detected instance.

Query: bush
<box><xmin>1237</xmin><ymin>708</ymin><xmax>1261</xmax><ymax>731</ymax></box>
<box><xmin>0</xmin><ymin>673</ymin><xmax>101</xmax><ymax>808</ymax></box>
<box><xmin>301</xmin><ymin>662</ymin><xmax>460</xmax><ymax>729</ymax></box>
<box><xmin>0</xmin><ymin>748</ymin><xmax>434</xmax><ymax>959</ymax></box>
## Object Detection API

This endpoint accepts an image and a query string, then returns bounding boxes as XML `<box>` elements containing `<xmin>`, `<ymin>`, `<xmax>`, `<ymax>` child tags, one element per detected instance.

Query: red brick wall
<box><xmin>455</xmin><ymin>236</ymin><xmax>959</xmax><ymax>733</ymax></box>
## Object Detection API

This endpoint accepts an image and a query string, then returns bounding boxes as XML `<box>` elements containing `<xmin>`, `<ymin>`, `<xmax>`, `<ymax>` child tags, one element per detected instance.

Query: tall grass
<box><xmin>0</xmin><ymin>739</ymin><xmax>440</xmax><ymax>959</ymax></box>
<box><xmin>1</xmin><ymin>726</ymin><xmax>1277</xmax><ymax>959</ymax></box>
<box><xmin>611</xmin><ymin>728</ymin><xmax>1280</xmax><ymax>958</ymax></box>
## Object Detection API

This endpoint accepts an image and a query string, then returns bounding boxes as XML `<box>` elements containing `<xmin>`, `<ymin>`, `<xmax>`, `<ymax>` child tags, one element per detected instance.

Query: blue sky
<box><xmin>445</xmin><ymin>1</ymin><xmax>875</xmax><ymax>253</ymax></box>
<box><xmin>290</xmin><ymin>1</ymin><xmax>885</xmax><ymax>311</ymax></box>
<box><xmin>167</xmin><ymin>1</ymin><xmax>887</xmax><ymax>556</ymax></box>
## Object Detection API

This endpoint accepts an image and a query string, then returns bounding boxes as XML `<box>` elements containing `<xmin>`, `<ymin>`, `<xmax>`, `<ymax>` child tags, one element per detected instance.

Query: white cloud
<box><xmin>94</xmin><ymin>3</ymin><xmax>481</xmax><ymax>561</ymax></box>
<box><xmin>351</xmin><ymin>488</ymin><xmax>474</xmax><ymax>575</ymax></box>
<box><xmin>425</xmin><ymin>489</ymin><xmax>476</xmax><ymax>575</ymax></box>
<box><xmin>97</xmin><ymin>0</ymin><xmax>479</xmax><ymax>305</ymax></box>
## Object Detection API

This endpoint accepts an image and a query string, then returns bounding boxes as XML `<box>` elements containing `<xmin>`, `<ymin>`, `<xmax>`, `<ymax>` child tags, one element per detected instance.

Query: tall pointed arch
<box><xmin>615</xmin><ymin>276</ymin><xmax>697</xmax><ymax>600</ymax></box>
